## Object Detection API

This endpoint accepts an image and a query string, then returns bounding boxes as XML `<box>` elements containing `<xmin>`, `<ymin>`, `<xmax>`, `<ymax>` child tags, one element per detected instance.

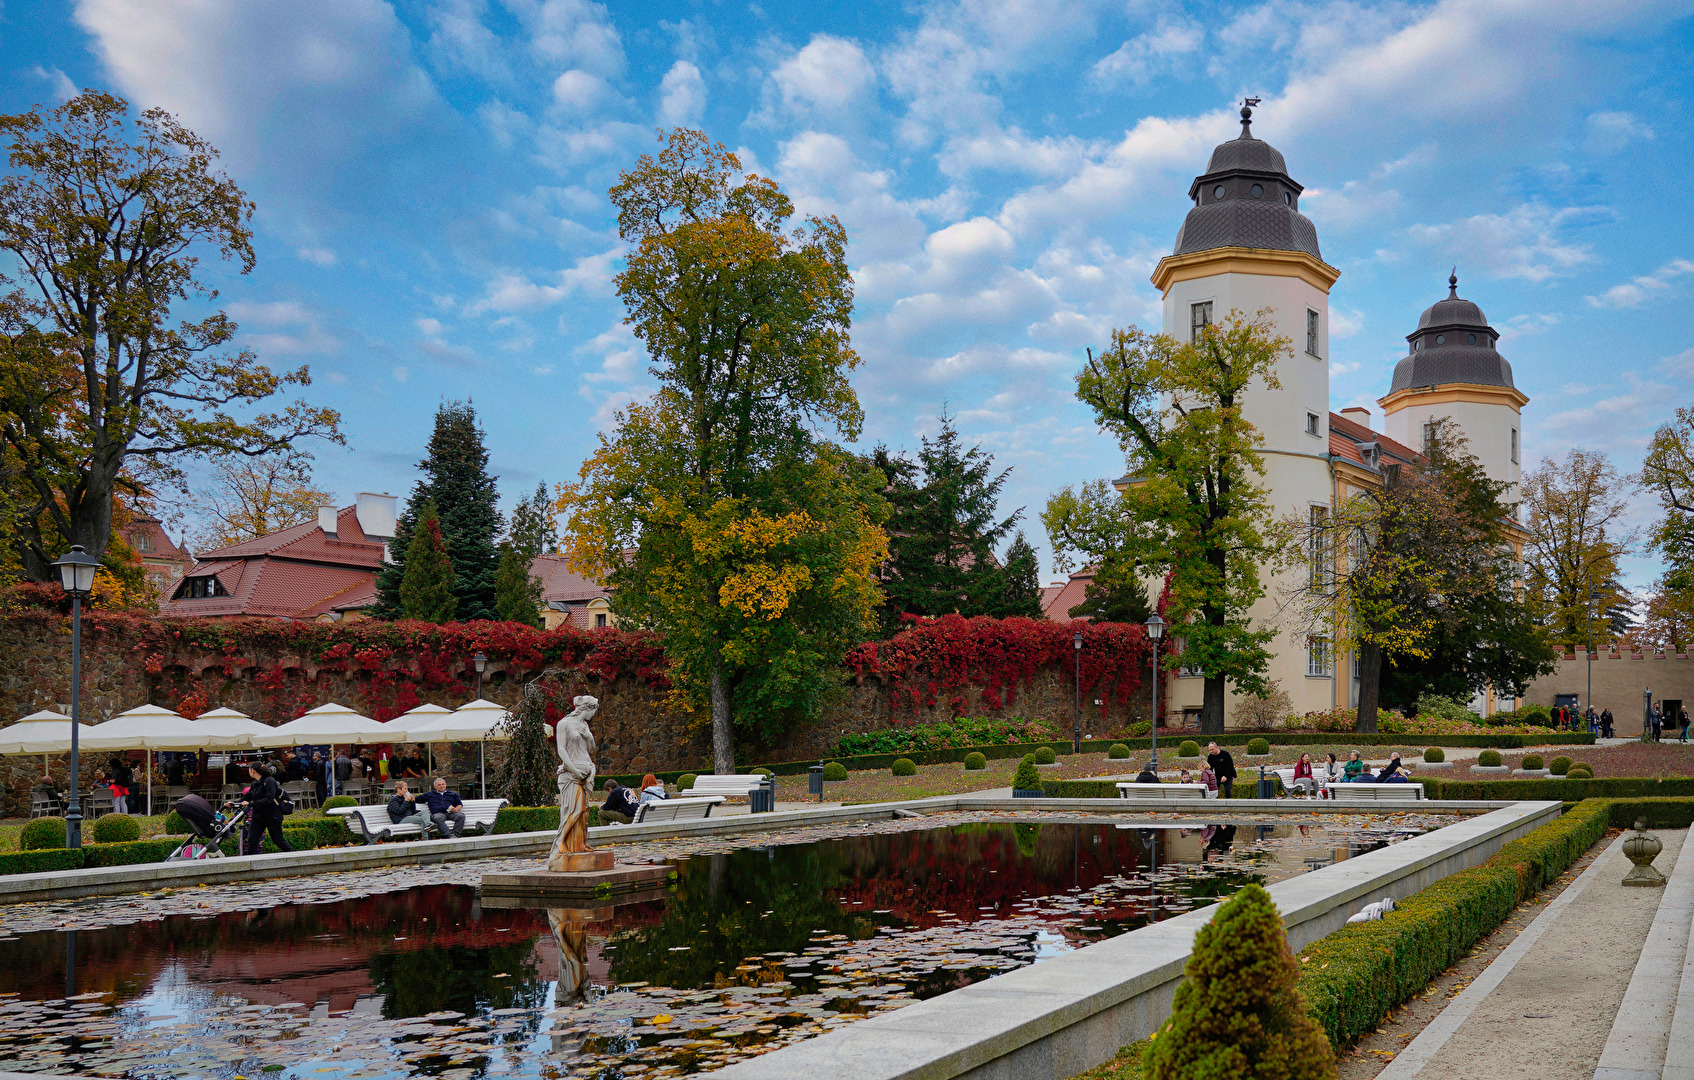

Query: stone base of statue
<box><xmin>480</xmin><ymin>861</ymin><xmax>670</xmax><ymax>900</ymax></box>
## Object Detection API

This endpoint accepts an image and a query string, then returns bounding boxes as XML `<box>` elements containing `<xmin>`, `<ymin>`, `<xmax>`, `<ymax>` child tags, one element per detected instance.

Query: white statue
<box><xmin>547</xmin><ymin>694</ymin><xmax>600</xmax><ymax>872</ymax></box>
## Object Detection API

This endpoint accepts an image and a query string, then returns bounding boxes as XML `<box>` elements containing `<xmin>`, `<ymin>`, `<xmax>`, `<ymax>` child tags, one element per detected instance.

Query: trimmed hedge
<box><xmin>0</xmin><ymin>848</ymin><xmax>83</xmax><ymax>876</ymax></box>
<box><xmin>163</xmin><ymin>810</ymin><xmax>190</xmax><ymax>834</ymax></box>
<box><xmin>1521</xmin><ymin>754</ymin><xmax>1544</xmax><ymax>771</ymax></box>
<box><xmin>490</xmin><ymin>805</ymin><xmax>602</xmax><ymax>834</ymax></box>
<box><xmin>677</xmin><ymin>773</ymin><xmax>698</xmax><ymax>791</ymax></box>
<box><xmin>1477</xmin><ymin>749</ymin><xmax>1503</xmax><ymax>767</ymax></box>
<box><xmin>1246</xmin><ymin>738</ymin><xmax>1271</xmax><ymax>755</ymax></box>
<box><xmin>1177</xmin><ymin>741</ymin><xmax>1201</xmax><ymax>758</ymax></box>
<box><xmin>1038</xmin><ymin>776</ymin><xmax>1285</xmax><ymax>799</ymax></box>
<box><xmin>82</xmin><ymin>839</ymin><xmax>184</xmax><ymax>867</ymax></box>
<box><xmin>1421</xmin><ymin>776</ymin><xmax>1694</xmax><ymax>801</ymax></box>
<box><xmin>321</xmin><ymin>795</ymin><xmax>358</xmax><ymax>810</ymax></box>
<box><xmin>1549</xmin><ymin>756</ymin><xmax>1572</xmax><ymax>776</ymax></box>
<box><xmin>1297</xmin><ymin>798</ymin><xmax>1614</xmax><ymax>1049</ymax></box>
<box><xmin>20</xmin><ymin>817</ymin><xmax>66</xmax><ymax>850</ymax></box>
<box><xmin>1108</xmin><ymin>743</ymin><xmax>1131</xmax><ymax>759</ymax></box>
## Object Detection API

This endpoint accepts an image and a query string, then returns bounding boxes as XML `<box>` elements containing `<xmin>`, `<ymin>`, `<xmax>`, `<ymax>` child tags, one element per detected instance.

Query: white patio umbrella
<box><xmin>191</xmin><ymin>707</ymin><xmax>276</xmax><ymax>748</ymax></box>
<box><xmin>0</xmin><ymin>710</ymin><xmax>88</xmax><ymax>755</ymax></box>
<box><xmin>256</xmin><ymin>703</ymin><xmax>398</xmax><ymax>797</ymax></box>
<box><xmin>392</xmin><ymin>703</ymin><xmax>453</xmax><ymax>777</ymax></box>
<box><xmin>409</xmin><ymin>699</ymin><xmax>511</xmax><ymax>795</ymax></box>
<box><xmin>83</xmin><ymin>704</ymin><xmax>209</xmax><ymax>814</ymax></box>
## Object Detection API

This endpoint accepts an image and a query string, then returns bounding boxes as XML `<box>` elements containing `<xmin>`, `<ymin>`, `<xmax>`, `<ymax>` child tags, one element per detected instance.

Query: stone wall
<box><xmin>0</xmin><ymin>613</ymin><xmax>1149</xmax><ymax>817</ymax></box>
<box><xmin>1522</xmin><ymin>649</ymin><xmax>1694</xmax><ymax>736</ymax></box>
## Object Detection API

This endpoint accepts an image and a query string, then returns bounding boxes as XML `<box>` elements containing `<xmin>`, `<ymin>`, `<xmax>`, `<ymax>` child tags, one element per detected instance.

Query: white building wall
<box><xmin>1382</xmin><ymin>396</ymin><xmax>1523</xmax><ymax>504</ymax></box>
<box><xmin>1159</xmin><ymin>268</ymin><xmax>1338</xmax><ymax>724</ymax></box>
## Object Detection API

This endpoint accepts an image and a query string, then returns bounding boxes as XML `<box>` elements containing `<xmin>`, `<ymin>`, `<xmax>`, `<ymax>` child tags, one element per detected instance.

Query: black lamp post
<box><xmin>1072</xmin><ymin>630</ymin><xmax>1083</xmax><ymax>754</ymax></box>
<box><xmin>51</xmin><ymin>544</ymin><xmax>100</xmax><ymax>849</ymax></box>
<box><xmin>1145</xmin><ymin>615</ymin><xmax>1165</xmax><ymax>768</ymax></box>
<box><xmin>473</xmin><ymin>652</ymin><xmax>488</xmax><ymax>700</ymax></box>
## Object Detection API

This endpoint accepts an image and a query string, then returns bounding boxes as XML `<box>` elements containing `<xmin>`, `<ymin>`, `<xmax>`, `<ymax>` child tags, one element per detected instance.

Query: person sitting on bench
<box><xmin>387</xmin><ymin>780</ymin><xmax>429</xmax><ymax>831</ymax></box>
<box><xmin>1134</xmin><ymin>765</ymin><xmax>1160</xmax><ymax>784</ymax></box>
<box><xmin>422</xmin><ymin>777</ymin><xmax>465</xmax><ymax>838</ymax></box>
<box><xmin>601</xmin><ymin>778</ymin><xmax>638</xmax><ymax>825</ymax></box>
<box><xmin>638</xmin><ymin>773</ymin><xmax>668</xmax><ymax>805</ymax></box>
<box><xmin>1374</xmin><ymin>752</ymin><xmax>1406</xmax><ymax>783</ymax></box>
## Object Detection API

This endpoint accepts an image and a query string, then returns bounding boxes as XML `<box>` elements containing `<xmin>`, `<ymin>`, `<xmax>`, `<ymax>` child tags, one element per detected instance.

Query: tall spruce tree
<box><xmin>493</xmin><ymin>482</ymin><xmax>555</xmax><ymax>627</ymax></box>
<box><xmin>375</xmin><ymin>401</ymin><xmax>504</xmax><ymax>620</ymax></box>
<box><xmin>878</xmin><ymin>411</ymin><xmax>1033</xmax><ymax>627</ymax></box>
<box><xmin>399</xmin><ymin>501</ymin><xmax>457</xmax><ymax>622</ymax></box>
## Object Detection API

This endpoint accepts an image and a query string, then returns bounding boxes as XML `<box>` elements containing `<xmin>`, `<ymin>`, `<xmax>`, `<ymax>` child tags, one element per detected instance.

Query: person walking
<box><xmin>1651</xmin><ymin>705</ymin><xmax>1664</xmax><ymax>742</ymax></box>
<box><xmin>240</xmin><ymin>764</ymin><xmax>292</xmax><ymax>856</ymax></box>
<box><xmin>1680</xmin><ymin>706</ymin><xmax>1690</xmax><ymax>743</ymax></box>
<box><xmin>1205</xmin><ymin>743</ymin><xmax>1237</xmax><ymax>799</ymax></box>
<box><xmin>1601</xmin><ymin>708</ymin><xmax>1614</xmax><ymax>739</ymax></box>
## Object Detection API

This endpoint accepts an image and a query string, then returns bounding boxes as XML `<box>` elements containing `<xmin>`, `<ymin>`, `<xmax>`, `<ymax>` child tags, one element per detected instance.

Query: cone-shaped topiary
<box><xmin>20</xmin><ymin>817</ymin><xmax>66</xmax><ymax>850</ymax></box>
<box><xmin>822</xmin><ymin>761</ymin><xmax>848</xmax><ymax>781</ymax></box>
<box><xmin>891</xmin><ymin>758</ymin><xmax>917</xmax><ymax>776</ymax></box>
<box><xmin>1477</xmin><ymin>749</ymin><xmax>1502</xmax><ymax>767</ymax></box>
<box><xmin>1143</xmin><ymin>883</ymin><xmax>1336</xmax><ymax>1080</ymax></box>
<box><xmin>1521</xmin><ymin>754</ymin><xmax>1544</xmax><ymax>771</ymax></box>
<box><xmin>1548</xmin><ymin>756</ymin><xmax>1572</xmax><ymax>776</ymax></box>
<box><xmin>964</xmin><ymin>751</ymin><xmax>987</xmax><ymax>770</ymax></box>
<box><xmin>1012</xmin><ymin>754</ymin><xmax>1042</xmax><ymax>792</ymax></box>
<box><xmin>1034</xmin><ymin>745</ymin><xmax>1057</xmax><ymax>764</ymax></box>
<box><xmin>1247</xmin><ymin>737</ymin><xmax>1270</xmax><ymax>755</ymax></box>
<box><xmin>1109</xmin><ymin>743</ymin><xmax>1131</xmax><ymax>759</ymax></box>
<box><xmin>1178</xmin><ymin>740</ymin><xmax>1201</xmax><ymax>758</ymax></box>
<box><xmin>1424</xmin><ymin>747</ymin><xmax>1445</xmax><ymax>763</ymax></box>
<box><xmin>92</xmin><ymin>813</ymin><xmax>140</xmax><ymax>844</ymax></box>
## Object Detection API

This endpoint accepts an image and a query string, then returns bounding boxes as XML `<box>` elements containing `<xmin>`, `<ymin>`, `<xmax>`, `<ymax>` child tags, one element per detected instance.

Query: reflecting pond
<box><xmin>0</xmin><ymin>816</ymin><xmax>1425</xmax><ymax>1078</ymax></box>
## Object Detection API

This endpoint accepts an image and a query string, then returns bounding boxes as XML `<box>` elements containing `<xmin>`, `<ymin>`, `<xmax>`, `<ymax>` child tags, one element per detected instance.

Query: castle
<box><xmin>1146</xmin><ymin>105</ymin><xmax>1530</xmax><ymax>724</ymax></box>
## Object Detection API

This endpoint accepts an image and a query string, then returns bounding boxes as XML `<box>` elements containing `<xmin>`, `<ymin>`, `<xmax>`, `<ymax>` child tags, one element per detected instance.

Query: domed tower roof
<box><xmin>1388</xmin><ymin>273</ymin><xmax>1516</xmax><ymax>392</ymax></box>
<box><xmin>1173</xmin><ymin>104</ymin><xmax>1321</xmax><ymax>260</ymax></box>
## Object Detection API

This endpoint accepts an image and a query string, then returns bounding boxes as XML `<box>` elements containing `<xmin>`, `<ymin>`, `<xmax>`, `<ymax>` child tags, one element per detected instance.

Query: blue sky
<box><xmin>2</xmin><ymin>0</ymin><xmax>1691</xmax><ymax>590</ymax></box>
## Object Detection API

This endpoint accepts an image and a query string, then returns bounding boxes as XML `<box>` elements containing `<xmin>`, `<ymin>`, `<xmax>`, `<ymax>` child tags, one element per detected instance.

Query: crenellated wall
<box><xmin>1522</xmin><ymin>648</ymin><xmax>1694</xmax><ymax>735</ymax></box>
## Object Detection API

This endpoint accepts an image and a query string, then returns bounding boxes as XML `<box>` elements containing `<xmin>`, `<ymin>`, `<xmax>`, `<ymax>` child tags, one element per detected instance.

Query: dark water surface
<box><xmin>0</xmin><ymin>817</ymin><xmax>1422</xmax><ymax>1078</ymax></box>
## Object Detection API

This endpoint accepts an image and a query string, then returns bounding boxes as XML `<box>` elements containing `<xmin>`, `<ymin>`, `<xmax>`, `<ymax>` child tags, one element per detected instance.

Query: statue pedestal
<box><xmin>554</xmin><ymin>850</ymin><xmax>616</xmax><ymax>872</ymax></box>
<box><xmin>481</xmin><ymin>861</ymin><xmax>669</xmax><ymax>900</ymax></box>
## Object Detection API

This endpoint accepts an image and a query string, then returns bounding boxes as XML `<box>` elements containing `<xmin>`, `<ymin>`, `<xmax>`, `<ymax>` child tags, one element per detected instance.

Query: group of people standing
<box><xmin>1647</xmin><ymin>703</ymin><xmax>1691</xmax><ymax>742</ymax></box>
<box><xmin>1551</xmin><ymin>705</ymin><xmax>1614</xmax><ymax>737</ymax></box>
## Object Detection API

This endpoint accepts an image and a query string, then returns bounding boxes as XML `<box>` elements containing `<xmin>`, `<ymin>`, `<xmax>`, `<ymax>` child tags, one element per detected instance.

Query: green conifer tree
<box><xmin>399</xmin><ymin>501</ymin><xmax>457</xmax><ymax>623</ymax></box>
<box><xmin>374</xmin><ymin>400</ymin><xmax>504</xmax><ymax>620</ymax></box>
<box><xmin>1143</xmin><ymin>883</ymin><xmax>1336</xmax><ymax>1080</ymax></box>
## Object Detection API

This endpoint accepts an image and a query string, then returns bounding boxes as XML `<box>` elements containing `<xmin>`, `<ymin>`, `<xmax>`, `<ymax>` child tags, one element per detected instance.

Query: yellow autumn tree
<box><xmin>559</xmin><ymin>130</ymin><xmax>886</xmax><ymax>772</ymax></box>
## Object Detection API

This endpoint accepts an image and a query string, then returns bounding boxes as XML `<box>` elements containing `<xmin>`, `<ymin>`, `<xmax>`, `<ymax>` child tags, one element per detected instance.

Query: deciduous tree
<box><xmin>1521</xmin><ymin>448</ymin><xmax>1637</xmax><ymax>648</ymax></box>
<box><xmin>183</xmin><ymin>453</ymin><xmax>331</xmax><ymax>552</ymax></box>
<box><xmin>1044</xmin><ymin>314</ymin><xmax>1285</xmax><ymax>735</ymax></box>
<box><xmin>0</xmin><ymin>91</ymin><xmax>340</xmax><ymax>579</ymax></box>
<box><xmin>559</xmin><ymin>129</ymin><xmax>880</xmax><ymax>773</ymax></box>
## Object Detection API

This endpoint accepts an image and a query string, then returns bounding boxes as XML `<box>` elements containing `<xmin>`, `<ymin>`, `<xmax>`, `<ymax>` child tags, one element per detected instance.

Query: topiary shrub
<box><xmin>20</xmin><ymin>817</ymin><xmax>66</xmax><ymax>850</ymax></box>
<box><xmin>750</xmin><ymin>767</ymin><xmax>774</xmax><ymax>778</ymax></box>
<box><xmin>1247</xmin><ymin>737</ymin><xmax>1271</xmax><ymax>756</ymax></box>
<box><xmin>92</xmin><ymin>813</ymin><xmax>140</xmax><ymax>844</ymax></box>
<box><xmin>1477</xmin><ymin>749</ymin><xmax>1503</xmax><ymax>767</ymax></box>
<box><xmin>963</xmin><ymin>752</ymin><xmax>987</xmax><ymax>770</ymax></box>
<box><xmin>1548</xmin><ymin>756</ymin><xmax>1572</xmax><ymax>776</ymax></box>
<box><xmin>1572</xmin><ymin>761</ymin><xmax>1596</xmax><ymax>775</ymax></box>
<box><xmin>1567</xmin><ymin>766</ymin><xmax>1594</xmax><ymax>779</ymax></box>
<box><xmin>1143</xmin><ymin>882</ymin><xmax>1334</xmax><ymax>1080</ymax></box>
<box><xmin>1034</xmin><ymin>746</ymin><xmax>1057</xmax><ymax>765</ymax></box>
<box><xmin>1178</xmin><ymin>740</ymin><xmax>1201</xmax><ymax>758</ymax></box>
<box><xmin>1521</xmin><ymin>754</ymin><xmax>1544</xmax><ymax>771</ymax></box>
<box><xmin>1108</xmin><ymin>743</ymin><xmax>1131</xmax><ymax>759</ymax></box>
<box><xmin>891</xmin><ymin>758</ymin><xmax>917</xmax><ymax>776</ymax></box>
<box><xmin>1424</xmin><ymin>747</ymin><xmax>1445</xmax><ymax>763</ymax></box>
<box><xmin>677</xmin><ymin>773</ymin><xmax>698</xmax><ymax>791</ymax></box>
<box><xmin>163</xmin><ymin>810</ymin><xmax>190</xmax><ymax>834</ymax></box>
<box><xmin>1012</xmin><ymin>755</ymin><xmax>1042</xmax><ymax>793</ymax></box>
<box><xmin>822</xmin><ymin>761</ymin><xmax>848</xmax><ymax>781</ymax></box>
<box><xmin>321</xmin><ymin>795</ymin><xmax>358</xmax><ymax>811</ymax></box>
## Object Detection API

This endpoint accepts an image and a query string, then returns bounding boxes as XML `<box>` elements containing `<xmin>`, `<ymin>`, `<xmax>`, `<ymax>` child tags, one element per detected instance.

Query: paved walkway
<box><xmin>1376</xmin><ymin>827</ymin><xmax>1691</xmax><ymax>1080</ymax></box>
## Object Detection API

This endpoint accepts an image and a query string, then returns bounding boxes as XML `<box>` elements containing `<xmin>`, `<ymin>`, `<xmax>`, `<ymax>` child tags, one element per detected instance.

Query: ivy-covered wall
<box><xmin>0</xmin><ymin>607</ymin><xmax>1152</xmax><ymax>815</ymax></box>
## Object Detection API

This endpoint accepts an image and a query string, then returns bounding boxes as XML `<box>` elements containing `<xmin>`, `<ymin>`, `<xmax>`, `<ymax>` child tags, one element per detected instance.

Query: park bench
<box><xmin>631</xmin><ymin>796</ymin><xmax>725</xmax><ymax>824</ymax></box>
<box><xmin>684</xmin><ymin>775</ymin><xmax>768</xmax><ymax>798</ymax></box>
<box><xmin>1116</xmin><ymin>782</ymin><xmax>1208</xmax><ymax>799</ymax></box>
<box><xmin>1273</xmin><ymin>768</ymin><xmax>1323</xmax><ymax>795</ymax></box>
<box><xmin>1329</xmin><ymin>783</ymin><xmax>1422</xmax><ymax>802</ymax></box>
<box><xmin>330</xmin><ymin>797</ymin><xmax>508</xmax><ymax>843</ymax></box>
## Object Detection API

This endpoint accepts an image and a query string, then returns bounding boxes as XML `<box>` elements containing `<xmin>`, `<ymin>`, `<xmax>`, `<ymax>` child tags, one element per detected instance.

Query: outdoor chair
<box><xmin>86</xmin><ymin>789</ymin><xmax>113</xmax><ymax>818</ymax></box>
<box><xmin>29</xmin><ymin>790</ymin><xmax>57</xmax><ymax>818</ymax></box>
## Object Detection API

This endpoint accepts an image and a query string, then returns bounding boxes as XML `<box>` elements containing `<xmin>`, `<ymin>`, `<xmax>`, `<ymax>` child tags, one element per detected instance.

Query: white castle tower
<box><xmin>1379</xmin><ymin>273</ymin><xmax>1528</xmax><ymax>505</ymax></box>
<box><xmin>1149</xmin><ymin>104</ymin><xmax>1342</xmax><ymax>721</ymax></box>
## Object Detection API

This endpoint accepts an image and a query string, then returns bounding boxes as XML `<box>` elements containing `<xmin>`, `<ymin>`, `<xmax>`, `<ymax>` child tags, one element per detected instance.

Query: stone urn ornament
<box><xmin>1621</xmin><ymin>819</ymin><xmax>1667</xmax><ymax>887</ymax></box>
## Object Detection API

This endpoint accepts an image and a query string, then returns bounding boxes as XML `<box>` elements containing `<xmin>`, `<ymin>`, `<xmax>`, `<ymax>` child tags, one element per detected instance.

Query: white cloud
<box><xmin>1585</xmin><ymin>110</ymin><xmax>1653</xmax><ymax>153</ymax></box>
<box><xmin>773</xmin><ymin>34</ymin><xmax>876</xmax><ymax>112</ymax></box>
<box><xmin>1091</xmin><ymin>19</ymin><xmax>1202</xmax><ymax>87</ymax></box>
<box><xmin>295</xmin><ymin>246</ymin><xmax>337</xmax><ymax>266</ymax></box>
<box><xmin>1329</xmin><ymin>307</ymin><xmax>1365</xmax><ymax>340</ymax></box>
<box><xmin>551</xmin><ymin>69</ymin><xmax>608</xmax><ymax>111</ymax></box>
<box><xmin>30</xmin><ymin>65</ymin><xmax>78</xmax><ymax>102</ymax></box>
<box><xmin>518</xmin><ymin>0</ymin><xmax>624</xmax><ymax>77</ymax></box>
<box><xmin>420</xmin><ymin>340</ymin><xmax>484</xmax><ymax>366</ymax></box>
<box><xmin>416</xmin><ymin>317</ymin><xmax>444</xmax><ymax>337</ymax></box>
<box><xmin>426</xmin><ymin>0</ymin><xmax>509</xmax><ymax>81</ymax></box>
<box><xmin>392</xmin><ymin>365</ymin><xmax>410</xmax><ymax>383</ymax></box>
<box><xmin>657</xmin><ymin>60</ymin><xmax>705</xmax><ymax>125</ymax></box>
<box><xmin>1584</xmin><ymin>258</ymin><xmax>1694</xmax><ymax>309</ymax></box>
<box><xmin>936</xmin><ymin>128</ymin><xmax>1095</xmax><ymax>179</ymax></box>
<box><xmin>1495</xmin><ymin>312</ymin><xmax>1560</xmax><ymax>341</ymax></box>
<box><xmin>1406</xmin><ymin>203</ymin><xmax>1605</xmax><ymax>282</ymax></box>
<box><xmin>465</xmin><ymin>247</ymin><xmax>619</xmax><ymax>315</ymax></box>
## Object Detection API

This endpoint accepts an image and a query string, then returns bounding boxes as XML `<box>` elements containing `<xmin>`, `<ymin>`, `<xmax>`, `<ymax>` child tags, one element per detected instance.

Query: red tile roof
<box><xmin>162</xmin><ymin>506</ymin><xmax>386</xmax><ymax>620</ymax></box>
<box><xmin>1041</xmin><ymin>568</ymin><xmax>1095</xmax><ymax>622</ymax></box>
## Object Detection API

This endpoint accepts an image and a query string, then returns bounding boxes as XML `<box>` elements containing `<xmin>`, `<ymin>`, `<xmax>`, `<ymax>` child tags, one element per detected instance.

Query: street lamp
<box><xmin>1145</xmin><ymin>615</ymin><xmax>1165</xmax><ymax>768</ymax></box>
<box><xmin>50</xmin><ymin>545</ymin><xmax>100</xmax><ymax>849</ymax></box>
<box><xmin>1586</xmin><ymin>589</ymin><xmax>1604</xmax><ymax>732</ymax></box>
<box><xmin>473</xmin><ymin>652</ymin><xmax>488</xmax><ymax>700</ymax></box>
<box><xmin>1072</xmin><ymin>630</ymin><xmax>1083</xmax><ymax>755</ymax></box>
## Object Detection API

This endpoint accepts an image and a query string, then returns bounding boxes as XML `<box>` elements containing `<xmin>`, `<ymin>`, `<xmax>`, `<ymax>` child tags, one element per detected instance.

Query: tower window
<box><xmin>1190</xmin><ymin>301</ymin><xmax>1213</xmax><ymax>344</ymax></box>
<box><xmin>1467</xmin><ymin>333</ymin><xmax>1477</xmax><ymax>344</ymax></box>
<box><xmin>1284</xmin><ymin>191</ymin><xmax>1292</xmax><ymax>205</ymax></box>
<box><xmin>1435</xmin><ymin>334</ymin><xmax>1445</xmax><ymax>344</ymax></box>
<box><xmin>1510</xmin><ymin>428</ymin><xmax>1519</xmax><ymax>464</ymax></box>
<box><xmin>1250</xmin><ymin>183</ymin><xmax>1263</xmax><ymax>198</ymax></box>
<box><xmin>1305</xmin><ymin>412</ymin><xmax>1320</xmax><ymax>436</ymax></box>
<box><xmin>1212</xmin><ymin>184</ymin><xmax>1225</xmax><ymax>200</ymax></box>
<box><xmin>1306</xmin><ymin>310</ymin><xmax>1319</xmax><ymax>356</ymax></box>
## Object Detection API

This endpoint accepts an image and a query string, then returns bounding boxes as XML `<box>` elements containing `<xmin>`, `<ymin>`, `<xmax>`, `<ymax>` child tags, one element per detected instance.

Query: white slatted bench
<box><xmin>1116</xmin><ymin>782</ymin><xmax>1209</xmax><ymax>799</ymax></box>
<box><xmin>633</xmin><ymin>796</ymin><xmax>725</xmax><ymax>823</ymax></box>
<box><xmin>1330</xmin><ymin>783</ymin><xmax>1422</xmax><ymax>801</ymax></box>
<box><xmin>685</xmin><ymin>775</ymin><xmax>768</xmax><ymax>798</ymax></box>
<box><xmin>330</xmin><ymin>797</ymin><xmax>508</xmax><ymax>842</ymax></box>
<box><xmin>1273</xmin><ymin>768</ymin><xmax>1323</xmax><ymax>795</ymax></box>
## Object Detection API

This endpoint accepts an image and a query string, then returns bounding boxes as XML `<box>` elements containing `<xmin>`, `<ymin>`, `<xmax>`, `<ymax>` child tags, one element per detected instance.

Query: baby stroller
<box><xmin>166</xmin><ymin>793</ymin><xmax>242</xmax><ymax>860</ymax></box>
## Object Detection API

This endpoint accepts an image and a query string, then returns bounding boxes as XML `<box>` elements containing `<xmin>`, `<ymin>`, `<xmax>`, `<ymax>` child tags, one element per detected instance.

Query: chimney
<box><xmin>1340</xmin><ymin>406</ymin><xmax>1372</xmax><ymax>428</ymax></box>
<box><xmin>317</xmin><ymin>504</ymin><xmax>339</xmax><ymax>538</ymax></box>
<box><xmin>356</xmin><ymin>492</ymin><xmax>398</xmax><ymax>542</ymax></box>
